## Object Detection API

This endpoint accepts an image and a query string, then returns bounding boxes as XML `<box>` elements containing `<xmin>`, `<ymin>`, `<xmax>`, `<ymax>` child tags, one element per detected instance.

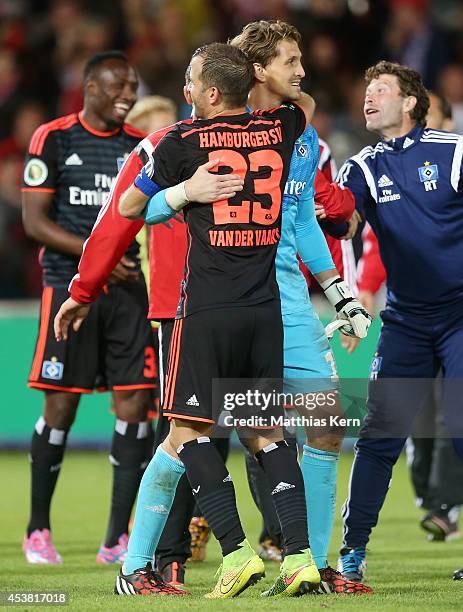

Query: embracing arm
<box><xmin>297</xmin><ymin>92</ymin><xmax>316</xmax><ymax>127</ymax></box>
<box><xmin>295</xmin><ymin>193</ymin><xmax>336</xmax><ymax>276</ymax></box>
<box><xmin>120</xmin><ymin>159</ymin><xmax>244</xmax><ymax>224</ymax></box>
<box><xmin>314</xmin><ymin>168</ymin><xmax>355</xmax><ymax>224</ymax></box>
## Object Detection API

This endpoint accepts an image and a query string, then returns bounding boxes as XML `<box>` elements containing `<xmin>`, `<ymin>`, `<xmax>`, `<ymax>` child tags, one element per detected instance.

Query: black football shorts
<box><xmin>162</xmin><ymin>300</ymin><xmax>283</xmax><ymax>424</ymax></box>
<box><xmin>28</xmin><ymin>280</ymin><xmax>156</xmax><ymax>393</ymax></box>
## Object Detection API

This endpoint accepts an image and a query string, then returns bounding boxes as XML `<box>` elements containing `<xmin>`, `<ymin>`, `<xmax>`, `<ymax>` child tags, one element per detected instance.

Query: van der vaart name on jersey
<box><xmin>209</xmin><ymin>228</ymin><xmax>280</xmax><ymax>247</ymax></box>
<box><xmin>69</xmin><ymin>173</ymin><xmax>115</xmax><ymax>206</ymax></box>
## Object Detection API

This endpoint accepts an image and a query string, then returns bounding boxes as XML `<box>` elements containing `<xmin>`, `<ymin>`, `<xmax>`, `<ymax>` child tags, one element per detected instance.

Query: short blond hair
<box><xmin>126</xmin><ymin>96</ymin><xmax>177</xmax><ymax>129</ymax></box>
<box><xmin>230</xmin><ymin>20</ymin><xmax>301</xmax><ymax>67</ymax></box>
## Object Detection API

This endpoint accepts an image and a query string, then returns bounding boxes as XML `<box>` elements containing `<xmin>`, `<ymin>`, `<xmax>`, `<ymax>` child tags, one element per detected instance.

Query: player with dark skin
<box><xmin>23</xmin><ymin>58</ymin><xmax>148</xmax><ymax>432</ymax></box>
<box><xmin>22</xmin><ymin>55</ymin><xmax>157</xmax><ymax>567</ymax></box>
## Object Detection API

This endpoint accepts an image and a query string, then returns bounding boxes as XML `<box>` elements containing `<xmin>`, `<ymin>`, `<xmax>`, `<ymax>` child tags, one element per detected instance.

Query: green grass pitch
<box><xmin>1</xmin><ymin>450</ymin><xmax>462</xmax><ymax>610</ymax></box>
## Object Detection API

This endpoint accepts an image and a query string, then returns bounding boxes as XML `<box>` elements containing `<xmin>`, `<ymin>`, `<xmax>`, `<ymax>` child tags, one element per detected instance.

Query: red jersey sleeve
<box><xmin>314</xmin><ymin>169</ymin><xmax>355</xmax><ymax>223</ymax></box>
<box><xmin>315</xmin><ymin>139</ymin><xmax>355</xmax><ymax>223</ymax></box>
<box><xmin>69</xmin><ymin>147</ymin><xmax>144</xmax><ymax>303</ymax></box>
<box><xmin>69</xmin><ymin>124</ymin><xmax>179</xmax><ymax>303</ymax></box>
<box><xmin>357</xmin><ymin>223</ymin><xmax>387</xmax><ymax>294</ymax></box>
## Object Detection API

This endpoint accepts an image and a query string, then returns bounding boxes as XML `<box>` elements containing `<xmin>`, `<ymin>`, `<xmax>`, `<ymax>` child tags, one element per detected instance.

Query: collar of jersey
<box><xmin>206</xmin><ymin>110</ymin><xmax>249</xmax><ymax>119</ymax></box>
<box><xmin>382</xmin><ymin>125</ymin><xmax>423</xmax><ymax>152</ymax></box>
<box><xmin>78</xmin><ymin>111</ymin><xmax>121</xmax><ymax>137</ymax></box>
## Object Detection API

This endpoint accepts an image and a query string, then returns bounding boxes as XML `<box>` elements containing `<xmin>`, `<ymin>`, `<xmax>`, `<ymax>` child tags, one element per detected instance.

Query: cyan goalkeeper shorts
<box><xmin>283</xmin><ymin>307</ymin><xmax>338</xmax><ymax>394</ymax></box>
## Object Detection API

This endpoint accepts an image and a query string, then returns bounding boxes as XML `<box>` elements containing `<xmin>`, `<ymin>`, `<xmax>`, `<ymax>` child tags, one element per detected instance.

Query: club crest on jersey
<box><xmin>42</xmin><ymin>358</ymin><xmax>64</xmax><ymax>381</ymax></box>
<box><xmin>418</xmin><ymin>162</ymin><xmax>438</xmax><ymax>181</ymax></box>
<box><xmin>295</xmin><ymin>143</ymin><xmax>308</xmax><ymax>157</ymax></box>
<box><xmin>418</xmin><ymin>161</ymin><xmax>438</xmax><ymax>191</ymax></box>
<box><xmin>24</xmin><ymin>158</ymin><xmax>48</xmax><ymax>186</ymax></box>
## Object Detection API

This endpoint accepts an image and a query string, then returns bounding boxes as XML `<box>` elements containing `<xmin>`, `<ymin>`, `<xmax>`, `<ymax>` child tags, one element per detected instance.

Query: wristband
<box><xmin>320</xmin><ymin>275</ymin><xmax>353</xmax><ymax>311</ymax></box>
<box><xmin>165</xmin><ymin>181</ymin><xmax>190</xmax><ymax>212</ymax></box>
<box><xmin>144</xmin><ymin>191</ymin><xmax>176</xmax><ymax>225</ymax></box>
<box><xmin>134</xmin><ymin>167</ymin><xmax>161</xmax><ymax>198</ymax></box>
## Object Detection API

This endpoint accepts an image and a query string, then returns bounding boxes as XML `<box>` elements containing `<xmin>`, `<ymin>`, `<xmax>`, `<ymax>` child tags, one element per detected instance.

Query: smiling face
<box><xmin>185</xmin><ymin>55</ymin><xmax>210</xmax><ymax>119</ymax></box>
<box><xmin>364</xmin><ymin>73</ymin><xmax>416</xmax><ymax>138</ymax></box>
<box><xmin>259</xmin><ymin>38</ymin><xmax>305</xmax><ymax>102</ymax></box>
<box><xmin>86</xmin><ymin>59</ymin><xmax>138</xmax><ymax>129</ymax></box>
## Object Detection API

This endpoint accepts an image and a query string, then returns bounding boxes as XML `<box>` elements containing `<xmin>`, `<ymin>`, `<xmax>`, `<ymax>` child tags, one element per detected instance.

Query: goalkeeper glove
<box><xmin>320</xmin><ymin>275</ymin><xmax>372</xmax><ymax>338</ymax></box>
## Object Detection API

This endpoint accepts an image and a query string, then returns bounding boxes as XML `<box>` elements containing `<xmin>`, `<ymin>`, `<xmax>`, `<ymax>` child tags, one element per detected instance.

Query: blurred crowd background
<box><xmin>1</xmin><ymin>0</ymin><xmax>463</xmax><ymax>299</ymax></box>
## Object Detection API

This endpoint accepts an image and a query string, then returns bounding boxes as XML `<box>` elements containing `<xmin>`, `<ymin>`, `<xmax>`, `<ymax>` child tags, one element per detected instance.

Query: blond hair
<box><xmin>126</xmin><ymin>96</ymin><xmax>177</xmax><ymax>130</ymax></box>
<box><xmin>230</xmin><ymin>20</ymin><xmax>301</xmax><ymax>67</ymax></box>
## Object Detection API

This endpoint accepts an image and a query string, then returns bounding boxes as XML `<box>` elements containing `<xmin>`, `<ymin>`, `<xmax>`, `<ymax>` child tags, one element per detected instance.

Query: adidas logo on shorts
<box><xmin>377</xmin><ymin>174</ymin><xmax>393</xmax><ymax>187</ymax></box>
<box><xmin>271</xmin><ymin>481</ymin><xmax>295</xmax><ymax>495</ymax></box>
<box><xmin>186</xmin><ymin>394</ymin><xmax>200</xmax><ymax>406</ymax></box>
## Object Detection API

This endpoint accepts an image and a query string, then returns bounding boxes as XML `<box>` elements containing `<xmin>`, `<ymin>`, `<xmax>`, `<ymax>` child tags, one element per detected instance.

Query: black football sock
<box><xmin>191</xmin><ymin>437</ymin><xmax>230</xmax><ymax>518</ymax></box>
<box><xmin>255</xmin><ymin>440</ymin><xmax>309</xmax><ymax>556</ymax></box>
<box><xmin>245</xmin><ymin>449</ymin><xmax>284</xmax><ymax>546</ymax></box>
<box><xmin>178</xmin><ymin>437</ymin><xmax>245</xmax><ymax>556</ymax></box>
<box><xmin>104</xmin><ymin>420</ymin><xmax>153</xmax><ymax>548</ymax></box>
<box><xmin>27</xmin><ymin>417</ymin><xmax>69</xmax><ymax>536</ymax></box>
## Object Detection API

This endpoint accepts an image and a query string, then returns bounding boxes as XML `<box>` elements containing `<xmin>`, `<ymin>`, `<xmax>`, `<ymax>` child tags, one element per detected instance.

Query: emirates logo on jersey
<box><xmin>284</xmin><ymin>179</ymin><xmax>306</xmax><ymax>196</ymax></box>
<box><xmin>68</xmin><ymin>173</ymin><xmax>115</xmax><ymax>206</ymax></box>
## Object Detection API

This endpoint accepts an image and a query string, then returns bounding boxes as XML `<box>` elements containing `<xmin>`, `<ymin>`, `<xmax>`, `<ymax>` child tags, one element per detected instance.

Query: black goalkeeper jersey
<box><xmin>22</xmin><ymin>112</ymin><xmax>145</xmax><ymax>287</ymax></box>
<box><xmin>150</xmin><ymin>105</ymin><xmax>306</xmax><ymax>317</ymax></box>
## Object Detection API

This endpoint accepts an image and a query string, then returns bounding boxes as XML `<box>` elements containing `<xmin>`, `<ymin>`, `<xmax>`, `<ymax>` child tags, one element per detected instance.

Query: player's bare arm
<box><xmin>54</xmin><ymin>298</ymin><xmax>91</xmax><ymax>342</ymax></box>
<box><xmin>22</xmin><ymin>190</ymin><xmax>137</xmax><ymax>284</ymax></box>
<box><xmin>108</xmin><ymin>255</ymin><xmax>140</xmax><ymax>283</ymax></box>
<box><xmin>22</xmin><ymin>191</ymin><xmax>85</xmax><ymax>255</ymax></box>
<box><xmin>340</xmin><ymin>210</ymin><xmax>362</xmax><ymax>240</ymax></box>
<box><xmin>181</xmin><ymin>159</ymin><xmax>244</xmax><ymax>204</ymax></box>
<box><xmin>297</xmin><ymin>91</ymin><xmax>316</xmax><ymax>126</ymax></box>
<box><xmin>314</xmin><ymin>203</ymin><xmax>327</xmax><ymax>219</ymax></box>
<box><xmin>52</xmin><ymin>250</ymin><xmax>140</xmax><ymax>341</ymax></box>
<box><xmin>119</xmin><ymin>159</ymin><xmax>244</xmax><ymax>219</ymax></box>
<box><xmin>118</xmin><ymin>184</ymin><xmax>149</xmax><ymax>219</ymax></box>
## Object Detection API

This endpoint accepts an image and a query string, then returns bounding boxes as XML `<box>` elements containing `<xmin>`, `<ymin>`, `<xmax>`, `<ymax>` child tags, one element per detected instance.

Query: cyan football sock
<box><xmin>105</xmin><ymin>420</ymin><xmax>152</xmax><ymax>548</ymax></box>
<box><xmin>123</xmin><ymin>446</ymin><xmax>184</xmax><ymax>575</ymax></box>
<box><xmin>301</xmin><ymin>444</ymin><xmax>339</xmax><ymax>569</ymax></box>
